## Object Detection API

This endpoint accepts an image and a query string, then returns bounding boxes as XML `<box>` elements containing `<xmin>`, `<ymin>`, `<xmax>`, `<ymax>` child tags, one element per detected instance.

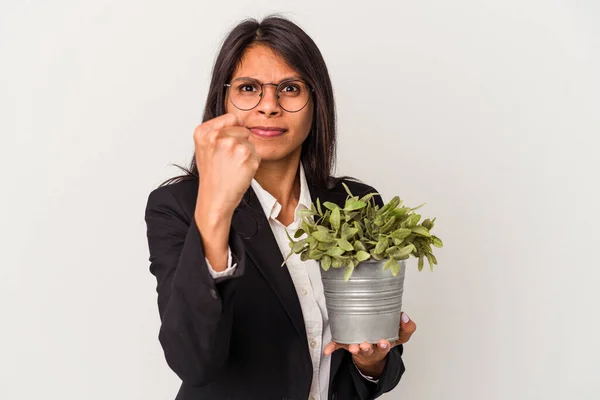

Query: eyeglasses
<box><xmin>224</xmin><ymin>78</ymin><xmax>314</xmax><ymax>113</ymax></box>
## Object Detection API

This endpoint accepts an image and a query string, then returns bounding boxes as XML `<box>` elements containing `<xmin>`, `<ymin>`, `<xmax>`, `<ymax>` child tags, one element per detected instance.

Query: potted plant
<box><xmin>282</xmin><ymin>183</ymin><xmax>443</xmax><ymax>344</ymax></box>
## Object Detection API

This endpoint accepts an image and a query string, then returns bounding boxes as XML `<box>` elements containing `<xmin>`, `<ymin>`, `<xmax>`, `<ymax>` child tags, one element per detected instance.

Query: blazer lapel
<box><xmin>231</xmin><ymin>177</ymin><xmax>348</xmax><ymax>393</ymax></box>
<box><xmin>231</xmin><ymin>185</ymin><xmax>308</xmax><ymax>347</ymax></box>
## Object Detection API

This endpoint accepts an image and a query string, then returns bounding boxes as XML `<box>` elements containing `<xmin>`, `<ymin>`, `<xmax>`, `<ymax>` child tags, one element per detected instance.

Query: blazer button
<box><xmin>209</xmin><ymin>289</ymin><xmax>218</xmax><ymax>299</ymax></box>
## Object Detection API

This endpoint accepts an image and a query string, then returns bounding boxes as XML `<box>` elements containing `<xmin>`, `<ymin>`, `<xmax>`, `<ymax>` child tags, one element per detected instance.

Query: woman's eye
<box><xmin>281</xmin><ymin>84</ymin><xmax>299</xmax><ymax>93</ymax></box>
<box><xmin>239</xmin><ymin>84</ymin><xmax>257</xmax><ymax>92</ymax></box>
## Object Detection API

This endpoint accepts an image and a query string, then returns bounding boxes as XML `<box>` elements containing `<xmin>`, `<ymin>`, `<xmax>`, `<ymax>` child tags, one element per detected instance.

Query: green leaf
<box><xmin>355</xmin><ymin>250</ymin><xmax>370</xmax><ymax>262</ymax></box>
<box><xmin>386</xmin><ymin>244</ymin><xmax>415</xmax><ymax>259</ymax></box>
<box><xmin>323</xmin><ymin>201</ymin><xmax>339</xmax><ymax>211</ymax></box>
<box><xmin>344</xmin><ymin>200</ymin><xmax>367</xmax><ymax>212</ymax></box>
<box><xmin>331</xmin><ymin>257</ymin><xmax>343</xmax><ymax>268</ymax></box>
<box><xmin>391</xmin><ymin>228</ymin><xmax>412</xmax><ymax>240</ymax></box>
<box><xmin>300</xmin><ymin>249</ymin><xmax>310</xmax><ymax>261</ymax></box>
<box><xmin>343</xmin><ymin>263</ymin><xmax>355</xmax><ymax>281</ymax></box>
<box><xmin>412</xmin><ymin>226</ymin><xmax>432</xmax><ymax>237</ymax></box>
<box><xmin>363</xmin><ymin>219</ymin><xmax>372</xmax><ymax>235</ymax></box>
<box><xmin>382</xmin><ymin>258</ymin><xmax>396</xmax><ymax>272</ymax></box>
<box><xmin>341</xmin><ymin>224</ymin><xmax>359</xmax><ymax>241</ymax></box>
<box><xmin>432</xmin><ymin>236</ymin><xmax>444</xmax><ymax>248</ymax></box>
<box><xmin>374</xmin><ymin>236</ymin><xmax>389</xmax><ymax>254</ymax></box>
<box><xmin>301</xmin><ymin>220</ymin><xmax>314</xmax><ymax>234</ymax></box>
<box><xmin>391</xmin><ymin>261</ymin><xmax>400</xmax><ymax>277</ymax></box>
<box><xmin>291</xmin><ymin>240</ymin><xmax>307</xmax><ymax>254</ymax></box>
<box><xmin>312</xmin><ymin>230</ymin><xmax>334</xmax><ymax>242</ymax></box>
<box><xmin>390</xmin><ymin>207</ymin><xmax>409</xmax><ymax>219</ymax></box>
<box><xmin>321</xmin><ymin>255</ymin><xmax>332</xmax><ymax>271</ymax></box>
<box><xmin>294</xmin><ymin>228</ymin><xmax>306</xmax><ymax>239</ymax></box>
<box><xmin>359</xmin><ymin>192</ymin><xmax>380</xmax><ymax>204</ymax></box>
<box><xmin>353</xmin><ymin>240</ymin><xmax>367</xmax><ymax>252</ymax></box>
<box><xmin>318</xmin><ymin>241</ymin><xmax>332</xmax><ymax>251</ymax></box>
<box><xmin>428</xmin><ymin>252</ymin><xmax>438</xmax><ymax>265</ymax></box>
<box><xmin>336</xmin><ymin>238</ymin><xmax>354</xmax><ymax>252</ymax></box>
<box><xmin>344</xmin><ymin>211</ymin><xmax>359</xmax><ymax>221</ymax></box>
<box><xmin>380</xmin><ymin>216</ymin><xmax>397</xmax><ymax>234</ymax></box>
<box><xmin>326</xmin><ymin>246</ymin><xmax>345</xmax><ymax>257</ymax></box>
<box><xmin>297</xmin><ymin>208</ymin><xmax>316</xmax><ymax>217</ymax></box>
<box><xmin>410</xmin><ymin>202</ymin><xmax>427</xmax><ymax>211</ymax></box>
<box><xmin>311</xmin><ymin>202</ymin><xmax>318</xmax><ymax>216</ymax></box>
<box><xmin>404</xmin><ymin>214</ymin><xmax>421</xmax><ymax>228</ymax></box>
<box><xmin>341</xmin><ymin>182</ymin><xmax>354</xmax><ymax>197</ymax></box>
<box><xmin>331</xmin><ymin>207</ymin><xmax>341</xmax><ymax>231</ymax></box>
<box><xmin>425</xmin><ymin>253</ymin><xmax>437</xmax><ymax>270</ymax></box>
<box><xmin>418</xmin><ymin>256</ymin><xmax>424</xmax><ymax>271</ymax></box>
<box><xmin>353</xmin><ymin>221</ymin><xmax>364</xmax><ymax>237</ymax></box>
<box><xmin>390</xmin><ymin>196</ymin><xmax>401</xmax><ymax>208</ymax></box>
<box><xmin>309</xmin><ymin>249</ymin><xmax>325</xmax><ymax>260</ymax></box>
<box><xmin>302</xmin><ymin>216</ymin><xmax>316</xmax><ymax>229</ymax></box>
<box><xmin>316</xmin><ymin>198</ymin><xmax>323</xmax><ymax>216</ymax></box>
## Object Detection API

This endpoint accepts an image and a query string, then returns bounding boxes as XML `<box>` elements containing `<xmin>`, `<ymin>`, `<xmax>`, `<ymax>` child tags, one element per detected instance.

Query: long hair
<box><xmin>161</xmin><ymin>14</ymin><xmax>359</xmax><ymax>190</ymax></box>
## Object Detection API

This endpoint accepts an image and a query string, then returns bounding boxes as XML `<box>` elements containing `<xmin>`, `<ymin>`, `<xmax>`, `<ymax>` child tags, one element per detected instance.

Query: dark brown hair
<box><xmin>161</xmin><ymin>14</ymin><xmax>358</xmax><ymax>190</ymax></box>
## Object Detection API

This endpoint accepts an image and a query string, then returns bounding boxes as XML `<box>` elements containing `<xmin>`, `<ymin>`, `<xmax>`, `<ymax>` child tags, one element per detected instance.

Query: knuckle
<box><xmin>220</xmin><ymin>135</ymin><xmax>237</xmax><ymax>150</ymax></box>
<box><xmin>193</xmin><ymin>125</ymin><xmax>206</xmax><ymax>141</ymax></box>
<box><xmin>205</xmin><ymin>129</ymin><xmax>220</xmax><ymax>145</ymax></box>
<box><xmin>237</xmin><ymin>143</ymin><xmax>251</xmax><ymax>157</ymax></box>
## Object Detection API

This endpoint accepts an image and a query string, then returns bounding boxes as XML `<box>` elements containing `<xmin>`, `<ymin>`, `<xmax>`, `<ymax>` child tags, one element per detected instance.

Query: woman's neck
<box><xmin>253</xmin><ymin>156</ymin><xmax>301</xmax><ymax>212</ymax></box>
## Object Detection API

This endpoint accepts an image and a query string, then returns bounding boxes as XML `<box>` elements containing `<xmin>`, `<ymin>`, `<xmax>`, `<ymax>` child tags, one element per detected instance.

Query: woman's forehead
<box><xmin>232</xmin><ymin>45</ymin><xmax>300</xmax><ymax>82</ymax></box>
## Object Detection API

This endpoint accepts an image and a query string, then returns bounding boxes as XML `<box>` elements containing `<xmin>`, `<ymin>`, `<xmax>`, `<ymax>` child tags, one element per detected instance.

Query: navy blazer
<box><xmin>144</xmin><ymin>175</ymin><xmax>406</xmax><ymax>400</ymax></box>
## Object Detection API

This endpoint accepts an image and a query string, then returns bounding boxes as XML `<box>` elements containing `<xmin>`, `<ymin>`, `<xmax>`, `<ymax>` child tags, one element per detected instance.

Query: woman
<box><xmin>144</xmin><ymin>15</ymin><xmax>417</xmax><ymax>400</ymax></box>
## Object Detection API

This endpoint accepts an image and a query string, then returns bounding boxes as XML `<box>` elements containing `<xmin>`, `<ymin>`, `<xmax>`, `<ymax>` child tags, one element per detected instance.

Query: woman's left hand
<box><xmin>323</xmin><ymin>312</ymin><xmax>417</xmax><ymax>378</ymax></box>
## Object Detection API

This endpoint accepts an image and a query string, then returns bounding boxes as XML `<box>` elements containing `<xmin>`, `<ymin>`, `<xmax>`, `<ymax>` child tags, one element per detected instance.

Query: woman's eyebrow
<box><xmin>234</xmin><ymin>75</ymin><xmax>303</xmax><ymax>83</ymax></box>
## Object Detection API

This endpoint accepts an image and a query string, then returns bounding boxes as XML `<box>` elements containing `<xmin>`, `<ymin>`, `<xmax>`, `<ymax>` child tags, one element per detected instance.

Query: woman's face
<box><xmin>225</xmin><ymin>44</ymin><xmax>314</xmax><ymax>164</ymax></box>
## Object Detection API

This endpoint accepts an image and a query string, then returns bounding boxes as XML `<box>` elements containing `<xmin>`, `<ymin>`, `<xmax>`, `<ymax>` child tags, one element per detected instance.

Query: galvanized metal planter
<box><xmin>321</xmin><ymin>259</ymin><xmax>406</xmax><ymax>344</ymax></box>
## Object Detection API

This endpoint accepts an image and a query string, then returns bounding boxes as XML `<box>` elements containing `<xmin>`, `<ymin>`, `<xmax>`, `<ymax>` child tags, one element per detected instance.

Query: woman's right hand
<box><xmin>193</xmin><ymin>113</ymin><xmax>261</xmax><ymax>217</ymax></box>
<box><xmin>192</xmin><ymin>113</ymin><xmax>260</xmax><ymax>272</ymax></box>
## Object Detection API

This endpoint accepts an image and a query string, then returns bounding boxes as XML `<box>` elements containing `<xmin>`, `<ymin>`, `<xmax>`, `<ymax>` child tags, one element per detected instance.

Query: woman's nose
<box><xmin>257</xmin><ymin>85</ymin><xmax>282</xmax><ymax>116</ymax></box>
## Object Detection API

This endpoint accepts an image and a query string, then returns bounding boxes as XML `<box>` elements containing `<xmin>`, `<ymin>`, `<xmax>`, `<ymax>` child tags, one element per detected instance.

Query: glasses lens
<box><xmin>229</xmin><ymin>80</ymin><xmax>262</xmax><ymax>110</ymax></box>
<box><xmin>277</xmin><ymin>80</ymin><xmax>310</xmax><ymax>112</ymax></box>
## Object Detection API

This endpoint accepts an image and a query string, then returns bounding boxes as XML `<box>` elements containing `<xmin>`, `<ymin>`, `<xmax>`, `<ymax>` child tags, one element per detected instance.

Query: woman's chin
<box><xmin>255</xmin><ymin>148</ymin><xmax>301</xmax><ymax>164</ymax></box>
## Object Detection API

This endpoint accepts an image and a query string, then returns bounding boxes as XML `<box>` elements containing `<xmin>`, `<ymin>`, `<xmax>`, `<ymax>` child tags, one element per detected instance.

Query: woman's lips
<box><xmin>249</xmin><ymin>127</ymin><xmax>287</xmax><ymax>137</ymax></box>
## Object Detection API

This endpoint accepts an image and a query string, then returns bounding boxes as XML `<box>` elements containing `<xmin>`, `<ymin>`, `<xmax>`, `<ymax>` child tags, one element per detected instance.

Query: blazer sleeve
<box><xmin>348</xmin><ymin>185</ymin><xmax>407</xmax><ymax>399</ymax></box>
<box><xmin>144</xmin><ymin>186</ymin><xmax>247</xmax><ymax>386</ymax></box>
<box><xmin>348</xmin><ymin>344</ymin><xmax>406</xmax><ymax>399</ymax></box>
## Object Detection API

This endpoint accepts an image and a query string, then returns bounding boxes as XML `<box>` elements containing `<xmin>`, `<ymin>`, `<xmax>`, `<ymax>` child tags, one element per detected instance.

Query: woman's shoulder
<box><xmin>328</xmin><ymin>175</ymin><xmax>381</xmax><ymax>197</ymax></box>
<box><xmin>145</xmin><ymin>178</ymin><xmax>199</xmax><ymax>218</ymax></box>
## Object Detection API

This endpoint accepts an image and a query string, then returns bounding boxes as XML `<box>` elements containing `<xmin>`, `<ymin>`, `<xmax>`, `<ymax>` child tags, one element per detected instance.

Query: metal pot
<box><xmin>321</xmin><ymin>259</ymin><xmax>406</xmax><ymax>344</ymax></box>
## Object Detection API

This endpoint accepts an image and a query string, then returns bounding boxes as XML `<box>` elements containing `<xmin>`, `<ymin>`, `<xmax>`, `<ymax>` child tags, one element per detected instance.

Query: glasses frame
<box><xmin>223</xmin><ymin>78</ymin><xmax>314</xmax><ymax>113</ymax></box>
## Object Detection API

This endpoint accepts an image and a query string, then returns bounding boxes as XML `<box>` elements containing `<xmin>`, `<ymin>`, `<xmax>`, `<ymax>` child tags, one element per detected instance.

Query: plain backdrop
<box><xmin>2</xmin><ymin>1</ymin><xmax>599</xmax><ymax>399</ymax></box>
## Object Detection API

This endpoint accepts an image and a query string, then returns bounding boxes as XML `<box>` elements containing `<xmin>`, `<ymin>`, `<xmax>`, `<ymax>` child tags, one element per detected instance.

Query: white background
<box><xmin>2</xmin><ymin>1</ymin><xmax>599</xmax><ymax>399</ymax></box>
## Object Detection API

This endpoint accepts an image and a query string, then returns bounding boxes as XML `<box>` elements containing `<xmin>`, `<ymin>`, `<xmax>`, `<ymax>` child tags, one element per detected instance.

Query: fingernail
<box><xmin>380</xmin><ymin>342</ymin><xmax>388</xmax><ymax>349</ymax></box>
<box><xmin>402</xmin><ymin>313</ymin><xmax>410</xmax><ymax>323</ymax></box>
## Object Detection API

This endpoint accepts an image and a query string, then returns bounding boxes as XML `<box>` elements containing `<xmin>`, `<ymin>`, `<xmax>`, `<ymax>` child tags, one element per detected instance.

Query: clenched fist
<box><xmin>194</xmin><ymin>113</ymin><xmax>261</xmax><ymax>217</ymax></box>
